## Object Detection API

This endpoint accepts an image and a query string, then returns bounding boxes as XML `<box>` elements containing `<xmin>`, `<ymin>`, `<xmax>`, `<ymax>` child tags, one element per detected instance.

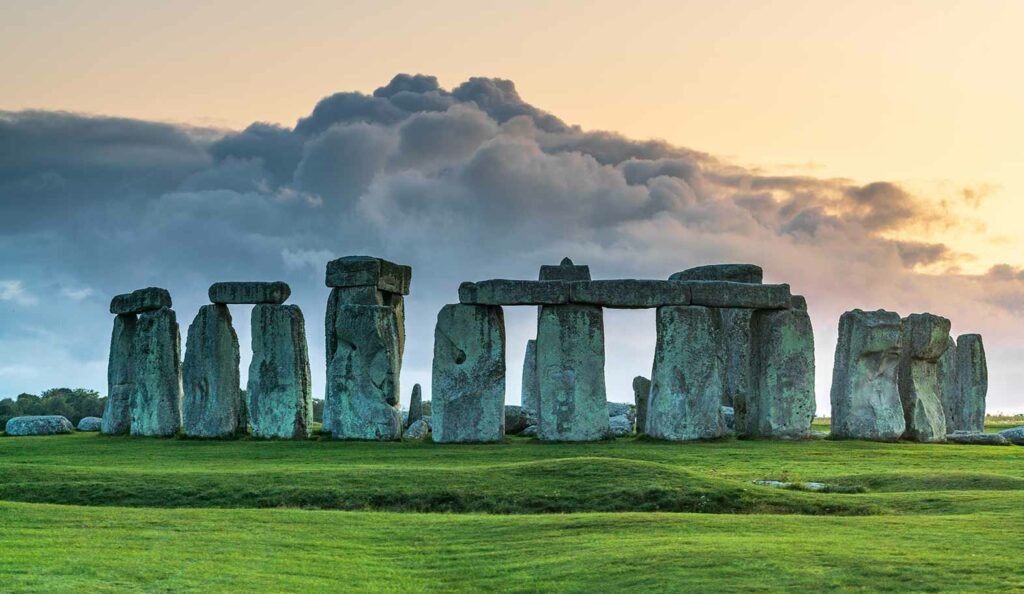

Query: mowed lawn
<box><xmin>1</xmin><ymin>428</ymin><xmax>1022</xmax><ymax>592</ymax></box>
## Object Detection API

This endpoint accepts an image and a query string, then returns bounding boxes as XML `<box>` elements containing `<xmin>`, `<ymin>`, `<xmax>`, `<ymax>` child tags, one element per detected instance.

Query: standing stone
<box><xmin>954</xmin><ymin>334</ymin><xmax>987</xmax><ymax>433</ymax></box>
<box><xmin>537</xmin><ymin>304</ymin><xmax>610</xmax><ymax>441</ymax></box>
<box><xmin>716</xmin><ymin>308</ymin><xmax>753</xmax><ymax>409</ymax></box>
<box><xmin>407</xmin><ymin>383</ymin><xmax>423</xmax><ymax>429</ymax></box>
<box><xmin>102</xmin><ymin>313</ymin><xmax>136</xmax><ymax>434</ymax></box>
<box><xmin>632</xmin><ymin>376</ymin><xmax>651</xmax><ymax>435</ymax></box>
<box><xmin>130</xmin><ymin>307</ymin><xmax>183</xmax><ymax>437</ymax></box>
<box><xmin>744</xmin><ymin>307</ymin><xmax>815</xmax><ymax>438</ymax></box>
<box><xmin>247</xmin><ymin>304</ymin><xmax>313</xmax><ymax>439</ymax></box>
<box><xmin>937</xmin><ymin>336</ymin><xmax>959</xmax><ymax>431</ymax></box>
<box><xmin>646</xmin><ymin>306</ymin><xmax>725</xmax><ymax>441</ymax></box>
<box><xmin>182</xmin><ymin>305</ymin><xmax>244</xmax><ymax>438</ymax></box>
<box><xmin>897</xmin><ymin>313</ymin><xmax>950</xmax><ymax>442</ymax></box>
<box><xmin>521</xmin><ymin>339</ymin><xmax>539</xmax><ymax>415</ymax></box>
<box><xmin>830</xmin><ymin>310</ymin><xmax>904</xmax><ymax>441</ymax></box>
<box><xmin>432</xmin><ymin>304</ymin><xmax>506</xmax><ymax>443</ymax></box>
<box><xmin>327</xmin><ymin>304</ymin><xmax>402</xmax><ymax>440</ymax></box>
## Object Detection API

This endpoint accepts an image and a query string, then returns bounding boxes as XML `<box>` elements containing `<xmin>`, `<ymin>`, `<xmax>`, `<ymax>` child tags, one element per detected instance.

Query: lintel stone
<box><xmin>539</xmin><ymin>257</ymin><xmax>591</xmax><ymax>281</ymax></box>
<box><xmin>459</xmin><ymin>280</ymin><xmax>569</xmax><ymax>305</ymax></box>
<box><xmin>669</xmin><ymin>264</ymin><xmax>763</xmax><ymax>284</ymax></box>
<box><xmin>209</xmin><ymin>281</ymin><xmax>290</xmax><ymax>304</ymax></box>
<box><xmin>325</xmin><ymin>256</ymin><xmax>411</xmax><ymax>295</ymax></box>
<box><xmin>110</xmin><ymin>287</ymin><xmax>172</xmax><ymax>315</ymax></box>
<box><xmin>687</xmin><ymin>281</ymin><xmax>791</xmax><ymax>309</ymax></box>
<box><xmin>569</xmin><ymin>280</ymin><xmax>690</xmax><ymax>308</ymax></box>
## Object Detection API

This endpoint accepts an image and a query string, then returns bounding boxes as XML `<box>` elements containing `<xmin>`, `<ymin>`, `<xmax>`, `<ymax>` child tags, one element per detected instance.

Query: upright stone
<box><xmin>537</xmin><ymin>304</ymin><xmax>609</xmax><ymax>441</ymax></box>
<box><xmin>327</xmin><ymin>304</ymin><xmax>402</xmax><ymax>440</ymax></box>
<box><xmin>937</xmin><ymin>336</ymin><xmax>959</xmax><ymax>431</ymax></box>
<box><xmin>897</xmin><ymin>313</ymin><xmax>950</xmax><ymax>442</ymax></box>
<box><xmin>182</xmin><ymin>305</ymin><xmax>244</xmax><ymax>438</ymax></box>
<box><xmin>520</xmin><ymin>339</ymin><xmax>539</xmax><ymax>415</ymax></box>
<box><xmin>432</xmin><ymin>304</ymin><xmax>506</xmax><ymax>443</ymax></box>
<box><xmin>716</xmin><ymin>308</ymin><xmax>753</xmax><ymax>408</ymax></box>
<box><xmin>129</xmin><ymin>307</ymin><xmax>183</xmax><ymax>437</ymax></box>
<box><xmin>102</xmin><ymin>313</ymin><xmax>136</xmax><ymax>434</ymax></box>
<box><xmin>954</xmin><ymin>334</ymin><xmax>987</xmax><ymax>432</ymax></box>
<box><xmin>247</xmin><ymin>304</ymin><xmax>312</xmax><ymax>439</ymax></box>
<box><xmin>540</xmin><ymin>257</ymin><xmax>591</xmax><ymax>281</ymax></box>
<box><xmin>632</xmin><ymin>376</ymin><xmax>651</xmax><ymax>435</ymax></box>
<box><xmin>407</xmin><ymin>383</ymin><xmax>423</xmax><ymax>429</ymax></box>
<box><xmin>830</xmin><ymin>310</ymin><xmax>904</xmax><ymax>441</ymax></box>
<box><xmin>744</xmin><ymin>307</ymin><xmax>815</xmax><ymax>438</ymax></box>
<box><xmin>646</xmin><ymin>306</ymin><xmax>725</xmax><ymax>440</ymax></box>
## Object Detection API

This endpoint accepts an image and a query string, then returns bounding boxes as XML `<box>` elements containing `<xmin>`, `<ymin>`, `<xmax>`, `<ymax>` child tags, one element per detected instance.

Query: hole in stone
<box><xmin>454</xmin><ymin>350</ymin><xmax>467</xmax><ymax>365</ymax></box>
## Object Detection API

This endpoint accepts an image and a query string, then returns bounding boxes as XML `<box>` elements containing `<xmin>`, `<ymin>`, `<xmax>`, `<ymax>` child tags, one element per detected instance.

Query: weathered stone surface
<box><xmin>569</xmin><ymin>280</ymin><xmax>690</xmax><ymax>308</ymax></box>
<box><xmin>632</xmin><ymin>376</ymin><xmax>650</xmax><ymax>435</ymax></box>
<box><xmin>325</xmin><ymin>256</ymin><xmax>411</xmax><ymax>294</ymax></box>
<box><xmin>898</xmin><ymin>313</ymin><xmax>951</xmax><ymax>442</ymax></box>
<box><xmin>609</xmin><ymin>415</ymin><xmax>632</xmax><ymax>436</ymax></box>
<box><xmin>459</xmin><ymin>280</ymin><xmax>569</xmax><ymax>305</ymax></box>
<box><xmin>722</xmin><ymin>406</ymin><xmax>736</xmax><ymax>432</ymax></box>
<box><xmin>937</xmin><ymin>336</ymin><xmax>959</xmax><ymax>431</ymax></box>
<box><xmin>521</xmin><ymin>424</ymin><xmax>538</xmax><ymax>437</ymax></box>
<box><xmin>669</xmin><ymin>264</ymin><xmax>763</xmax><ymax>284</ymax></box>
<box><xmin>687</xmin><ymin>282</ymin><xmax>791</xmax><ymax>309</ymax></box>
<box><xmin>182</xmin><ymin>305</ymin><xmax>244</xmax><ymax>438</ymax></box>
<box><xmin>327</xmin><ymin>304</ymin><xmax>402</xmax><ymax>440</ymax></box>
<box><xmin>945</xmin><ymin>431</ymin><xmax>1008</xmax><ymax>446</ymax></box>
<box><xmin>520</xmin><ymin>339</ymin><xmax>539</xmax><ymax>415</ymax></box>
<box><xmin>110</xmin><ymin>287</ymin><xmax>172</xmax><ymax>315</ymax></box>
<box><xmin>954</xmin><ymin>334</ymin><xmax>987</xmax><ymax>433</ymax></box>
<box><xmin>743</xmin><ymin>308</ymin><xmax>815</xmax><ymax>438</ymax></box>
<box><xmin>829</xmin><ymin>310</ymin><xmax>905</xmax><ymax>441</ymax></box>
<box><xmin>716</xmin><ymin>308</ymin><xmax>753</xmax><ymax>409</ymax></box>
<box><xmin>647</xmin><ymin>306</ymin><xmax>726</xmax><ymax>440</ymax></box>
<box><xmin>998</xmin><ymin>426</ymin><xmax>1024</xmax><ymax>445</ymax></box>
<box><xmin>102</xmin><ymin>313</ymin><xmax>136</xmax><ymax>435</ymax></box>
<box><xmin>5</xmin><ymin>415</ymin><xmax>73</xmax><ymax>436</ymax></box>
<box><xmin>130</xmin><ymin>307</ymin><xmax>183</xmax><ymax>437</ymax></box>
<box><xmin>790</xmin><ymin>295</ymin><xmax>808</xmax><ymax>310</ymax></box>
<box><xmin>407</xmin><ymin>384</ymin><xmax>423</xmax><ymax>429</ymax></box>
<box><xmin>607</xmin><ymin>402</ymin><xmax>635</xmax><ymax>425</ymax></box>
<box><xmin>247</xmin><ymin>304</ymin><xmax>312</xmax><ymax>439</ymax></box>
<box><xmin>539</xmin><ymin>257</ymin><xmax>591</xmax><ymax>281</ymax></box>
<box><xmin>403</xmin><ymin>418</ymin><xmax>430</xmax><ymax>440</ymax></box>
<box><xmin>432</xmin><ymin>304</ymin><xmax>506</xmax><ymax>443</ymax></box>
<box><xmin>77</xmin><ymin>417</ymin><xmax>102</xmax><ymax>432</ymax></box>
<box><xmin>504</xmin><ymin>405</ymin><xmax>537</xmax><ymax>434</ymax></box>
<box><xmin>537</xmin><ymin>304</ymin><xmax>610</xmax><ymax>441</ymax></box>
<box><xmin>208</xmin><ymin>281</ymin><xmax>290</xmax><ymax>304</ymax></box>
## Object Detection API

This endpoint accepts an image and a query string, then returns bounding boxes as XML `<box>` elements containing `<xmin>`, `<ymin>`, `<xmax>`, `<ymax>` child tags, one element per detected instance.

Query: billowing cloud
<box><xmin>1</xmin><ymin>74</ymin><xmax>1021</xmax><ymax>413</ymax></box>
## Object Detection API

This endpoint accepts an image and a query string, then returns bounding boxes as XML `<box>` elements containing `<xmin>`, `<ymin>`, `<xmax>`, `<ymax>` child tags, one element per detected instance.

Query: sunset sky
<box><xmin>2</xmin><ymin>0</ymin><xmax>1022</xmax><ymax>412</ymax></box>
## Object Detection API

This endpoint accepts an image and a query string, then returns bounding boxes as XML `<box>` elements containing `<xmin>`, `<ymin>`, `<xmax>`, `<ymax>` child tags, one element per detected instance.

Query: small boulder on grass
<box><xmin>403</xmin><ymin>418</ymin><xmax>431</xmax><ymax>440</ymax></box>
<box><xmin>77</xmin><ymin>417</ymin><xmax>102</xmax><ymax>432</ymax></box>
<box><xmin>505</xmin><ymin>405</ymin><xmax>537</xmax><ymax>434</ymax></box>
<box><xmin>520</xmin><ymin>425</ymin><xmax>538</xmax><ymax>437</ymax></box>
<box><xmin>5</xmin><ymin>415</ymin><xmax>74</xmax><ymax>436</ymax></box>
<box><xmin>609</xmin><ymin>415</ymin><xmax>633</xmax><ymax>436</ymax></box>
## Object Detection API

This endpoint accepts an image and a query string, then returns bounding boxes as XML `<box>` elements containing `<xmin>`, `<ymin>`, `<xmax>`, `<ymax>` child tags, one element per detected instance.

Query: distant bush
<box><xmin>0</xmin><ymin>388</ymin><xmax>105</xmax><ymax>427</ymax></box>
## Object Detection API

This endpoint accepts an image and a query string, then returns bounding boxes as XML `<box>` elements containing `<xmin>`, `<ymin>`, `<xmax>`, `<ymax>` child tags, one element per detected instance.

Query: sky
<box><xmin>1</xmin><ymin>0</ymin><xmax>1023</xmax><ymax>413</ymax></box>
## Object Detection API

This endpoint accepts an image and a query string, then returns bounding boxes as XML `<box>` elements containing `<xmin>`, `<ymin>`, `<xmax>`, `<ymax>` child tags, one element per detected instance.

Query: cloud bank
<box><xmin>1</xmin><ymin>73</ymin><xmax>1022</xmax><ymax>413</ymax></box>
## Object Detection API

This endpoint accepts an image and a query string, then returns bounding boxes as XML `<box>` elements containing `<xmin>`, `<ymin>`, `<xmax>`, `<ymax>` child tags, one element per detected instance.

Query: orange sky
<box><xmin>2</xmin><ymin>0</ymin><xmax>1021</xmax><ymax>270</ymax></box>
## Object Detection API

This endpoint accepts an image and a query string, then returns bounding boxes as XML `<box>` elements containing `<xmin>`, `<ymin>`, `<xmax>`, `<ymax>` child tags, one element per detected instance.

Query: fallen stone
<box><xmin>754</xmin><ymin>480</ymin><xmax>828</xmax><ymax>491</ymax></box>
<box><xmin>647</xmin><ymin>306</ymin><xmax>726</xmax><ymax>440</ymax></box>
<box><xmin>521</xmin><ymin>339</ymin><xmax>539</xmax><ymax>416</ymax></box>
<box><xmin>327</xmin><ymin>304</ymin><xmax>402</xmax><ymax>440</ymax></box>
<box><xmin>130</xmin><ymin>307</ymin><xmax>183</xmax><ymax>437</ymax></box>
<box><xmin>809</xmin><ymin>430</ymin><xmax>829</xmax><ymax>439</ymax></box>
<box><xmin>407</xmin><ymin>384</ymin><xmax>423</xmax><ymax>429</ymax></box>
<box><xmin>208</xmin><ymin>281</ymin><xmax>290</xmax><ymax>304</ymax></box>
<box><xmin>633</xmin><ymin>376</ymin><xmax>651</xmax><ymax>435</ymax></box>
<box><xmin>568</xmin><ymin>280</ymin><xmax>690</xmax><ymax>308</ymax></box>
<box><xmin>954</xmin><ymin>334</ymin><xmax>987</xmax><ymax>433</ymax></box>
<box><xmin>403</xmin><ymin>418</ymin><xmax>430</xmax><ymax>440</ymax></box>
<box><xmin>607</xmin><ymin>402</ymin><xmax>635</xmax><ymax>425</ymax></box>
<box><xmin>539</xmin><ymin>257</ymin><xmax>591</xmax><ymax>281</ymax></box>
<box><xmin>247</xmin><ymin>304</ymin><xmax>313</xmax><ymax>439</ymax></box>
<box><xmin>716</xmin><ymin>308</ymin><xmax>753</xmax><ymax>409</ymax></box>
<box><xmin>945</xmin><ymin>431</ymin><xmax>1009</xmax><ymax>446</ymax></box>
<box><xmin>997</xmin><ymin>426</ymin><xmax>1024</xmax><ymax>445</ymax></box>
<box><xmin>182</xmin><ymin>305</ymin><xmax>244</xmax><ymax>438</ymax></box>
<box><xmin>432</xmin><ymin>304</ymin><xmax>506</xmax><ymax>443</ymax></box>
<box><xmin>829</xmin><ymin>309</ymin><xmax>905</xmax><ymax>441</ymax></box>
<box><xmin>609</xmin><ymin>414</ymin><xmax>632</xmax><ymax>436</ymax></box>
<box><xmin>109</xmin><ymin>287</ymin><xmax>172</xmax><ymax>315</ymax></box>
<box><xmin>743</xmin><ymin>308</ymin><xmax>815</xmax><ymax>438</ymax></box>
<box><xmin>898</xmin><ymin>313</ymin><xmax>951</xmax><ymax>442</ymax></box>
<box><xmin>102</xmin><ymin>313</ymin><xmax>136</xmax><ymax>435</ymax></box>
<box><xmin>937</xmin><ymin>336</ymin><xmax>959</xmax><ymax>431</ymax></box>
<box><xmin>537</xmin><ymin>304</ymin><xmax>610</xmax><ymax>441</ymax></box>
<box><xmin>521</xmin><ymin>424</ymin><xmax>538</xmax><ymax>437</ymax></box>
<box><xmin>76</xmin><ymin>417</ymin><xmax>102</xmax><ymax>432</ymax></box>
<box><xmin>790</xmin><ymin>295</ymin><xmax>808</xmax><ymax>310</ymax></box>
<box><xmin>669</xmin><ymin>264</ymin><xmax>763</xmax><ymax>284</ymax></box>
<box><xmin>504</xmin><ymin>405</ymin><xmax>537</xmax><ymax>434</ymax></box>
<box><xmin>5</xmin><ymin>415</ymin><xmax>73</xmax><ymax>436</ymax></box>
<box><xmin>459</xmin><ymin>280</ymin><xmax>569</xmax><ymax>306</ymax></box>
<box><xmin>325</xmin><ymin>256</ymin><xmax>411</xmax><ymax>294</ymax></box>
<box><xmin>686</xmin><ymin>282</ymin><xmax>791</xmax><ymax>309</ymax></box>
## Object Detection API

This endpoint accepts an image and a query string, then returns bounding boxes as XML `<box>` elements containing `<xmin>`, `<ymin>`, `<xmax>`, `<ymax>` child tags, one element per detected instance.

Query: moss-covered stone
<box><xmin>102</xmin><ymin>313</ymin><xmax>136</xmax><ymax>435</ymax></box>
<box><xmin>182</xmin><ymin>305</ymin><xmax>244</xmax><ymax>438</ymax></box>
<box><xmin>745</xmin><ymin>308</ymin><xmax>815</xmax><ymax>438</ymax></box>
<box><xmin>520</xmin><ymin>339</ymin><xmax>539</xmax><ymax>415</ymax></box>
<box><xmin>208</xmin><ymin>281</ymin><xmax>290</xmax><ymax>304</ymax></box>
<box><xmin>632</xmin><ymin>376</ymin><xmax>650</xmax><ymax>435</ymax></box>
<box><xmin>129</xmin><ymin>307</ymin><xmax>183</xmax><ymax>437</ymax></box>
<box><xmin>954</xmin><ymin>334</ymin><xmax>987</xmax><ymax>433</ymax></box>
<box><xmin>669</xmin><ymin>263</ymin><xmax>763</xmax><ymax>284</ymax></box>
<box><xmin>898</xmin><ymin>313</ymin><xmax>950</xmax><ymax>442</ymax></box>
<box><xmin>247</xmin><ymin>304</ymin><xmax>312</xmax><ymax>439</ymax></box>
<box><xmin>109</xmin><ymin>287</ymin><xmax>172</xmax><ymax>315</ymax></box>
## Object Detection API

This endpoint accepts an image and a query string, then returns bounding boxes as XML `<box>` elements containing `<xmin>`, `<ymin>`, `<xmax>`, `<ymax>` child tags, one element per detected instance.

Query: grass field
<box><xmin>1</xmin><ymin>423</ymin><xmax>1022</xmax><ymax>592</ymax></box>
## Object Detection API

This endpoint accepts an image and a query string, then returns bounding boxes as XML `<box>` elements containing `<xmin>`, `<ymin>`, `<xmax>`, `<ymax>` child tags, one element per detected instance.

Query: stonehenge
<box><xmin>247</xmin><ymin>304</ymin><xmax>313</xmax><ymax>439</ymax></box>
<box><xmin>183</xmin><ymin>304</ymin><xmax>243</xmax><ymax>438</ymax></box>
